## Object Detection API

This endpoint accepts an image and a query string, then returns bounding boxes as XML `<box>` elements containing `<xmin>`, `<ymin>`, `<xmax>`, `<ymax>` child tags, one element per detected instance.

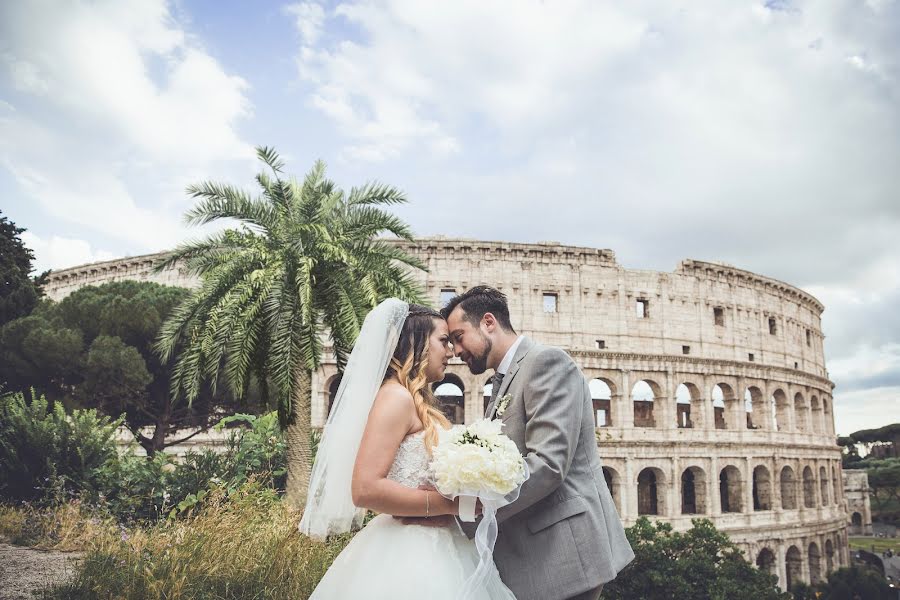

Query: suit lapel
<box><xmin>487</xmin><ymin>337</ymin><xmax>535</xmax><ymax>419</ymax></box>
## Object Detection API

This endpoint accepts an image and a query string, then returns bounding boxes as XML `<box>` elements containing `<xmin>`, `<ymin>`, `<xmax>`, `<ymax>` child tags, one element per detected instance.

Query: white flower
<box><xmin>430</xmin><ymin>418</ymin><xmax>527</xmax><ymax>497</ymax></box>
<box><xmin>494</xmin><ymin>394</ymin><xmax>512</xmax><ymax>417</ymax></box>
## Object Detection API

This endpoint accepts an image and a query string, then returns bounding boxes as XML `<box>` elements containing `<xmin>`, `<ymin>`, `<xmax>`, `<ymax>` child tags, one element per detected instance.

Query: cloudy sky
<box><xmin>2</xmin><ymin>0</ymin><xmax>898</xmax><ymax>435</ymax></box>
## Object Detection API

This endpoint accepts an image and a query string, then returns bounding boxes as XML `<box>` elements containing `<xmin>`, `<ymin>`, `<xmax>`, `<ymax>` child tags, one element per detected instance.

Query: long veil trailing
<box><xmin>299</xmin><ymin>298</ymin><xmax>409</xmax><ymax>539</ymax></box>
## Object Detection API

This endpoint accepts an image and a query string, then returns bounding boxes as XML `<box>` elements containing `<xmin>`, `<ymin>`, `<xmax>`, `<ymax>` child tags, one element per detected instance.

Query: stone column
<box><xmin>624</xmin><ymin>457</ymin><xmax>637</xmax><ymax>520</ymax></box>
<box><xmin>745</xmin><ymin>456</ymin><xmax>755</xmax><ymax>513</ymax></box>
<box><xmin>776</xmin><ymin>540</ymin><xmax>787</xmax><ymax>592</ymax></box>
<box><xmin>620</xmin><ymin>370</ymin><xmax>634</xmax><ymax>429</ymax></box>
<box><xmin>709</xmin><ymin>455</ymin><xmax>721</xmax><ymax>517</ymax></box>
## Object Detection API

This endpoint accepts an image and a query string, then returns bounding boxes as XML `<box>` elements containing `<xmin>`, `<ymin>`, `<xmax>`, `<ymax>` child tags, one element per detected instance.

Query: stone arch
<box><xmin>433</xmin><ymin>374</ymin><xmax>465</xmax><ymax>424</ymax></box>
<box><xmin>675</xmin><ymin>382</ymin><xmax>700</xmax><ymax>429</ymax></box>
<box><xmin>825</xmin><ymin>539</ymin><xmax>834</xmax><ymax>573</ymax></box>
<box><xmin>603</xmin><ymin>466</ymin><xmax>622</xmax><ymax>513</ymax></box>
<box><xmin>822</xmin><ymin>396</ymin><xmax>833</xmax><ymax>435</ymax></box>
<box><xmin>745</xmin><ymin>386</ymin><xmax>765</xmax><ymax>430</ymax></box>
<box><xmin>819</xmin><ymin>466</ymin><xmax>829</xmax><ymax>507</ymax></box>
<box><xmin>711</xmin><ymin>383</ymin><xmax>739</xmax><ymax>429</ymax></box>
<box><xmin>802</xmin><ymin>466</ymin><xmax>816</xmax><ymax>508</ymax></box>
<box><xmin>756</xmin><ymin>547</ymin><xmax>776</xmax><ymax>575</ymax></box>
<box><xmin>794</xmin><ymin>392</ymin><xmax>809</xmax><ymax>433</ymax></box>
<box><xmin>752</xmin><ymin>465</ymin><xmax>772</xmax><ymax>511</ymax></box>
<box><xmin>808</xmin><ymin>542</ymin><xmax>822</xmax><ymax>585</ymax></box>
<box><xmin>771</xmin><ymin>388</ymin><xmax>789</xmax><ymax>431</ymax></box>
<box><xmin>326</xmin><ymin>374</ymin><xmax>343</xmax><ymax>416</ymax></box>
<box><xmin>637</xmin><ymin>467</ymin><xmax>667</xmax><ymax>516</ymax></box>
<box><xmin>851</xmin><ymin>512</ymin><xmax>863</xmax><ymax>528</ymax></box>
<box><xmin>719</xmin><ymin>465</ymin><xmax>744</xmax><ymax>513</ymax></box>
<box><xmin>590</xmin><ymin>378</ymin><xmax>613</xmax><ymax>428</ymax></box>
<box><xmin>780</xmin><ymin>465</ymin><xmax>797</xmax><ymax>510</ymax></box>
<box><xmin>785</xmin><ymin>545</ymin><xmax>803</xmax><ymax>590</ymax></box>
<box><xmin>680</xmin><ymin>466</ymin><xmax>708</xmax><ymax>514</ymax></box>
<box><xmin>632</xmin><ymin>379</ymin><xmax>662</xmax><ymax>428</ymax></box>
<box><xmin>810</xmin><ymin>394</ymin><xmax>822</xmax><ymax>434</ymax></box>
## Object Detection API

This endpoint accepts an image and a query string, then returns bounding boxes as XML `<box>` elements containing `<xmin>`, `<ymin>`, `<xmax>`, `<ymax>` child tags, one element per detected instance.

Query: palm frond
<box><xmin>347</xmin><ymin>182</ymin><xmax>408</xmax><ymax>206</ymax></box>
<box><xmin>184</xmin><ymin>183</ymin><xmax>277</xmax><ymax>232</ymax></box>
<box><xmin>256</xmin><ymin>146</ymin><xmax>285</xmax><ymax>174</ymax></box>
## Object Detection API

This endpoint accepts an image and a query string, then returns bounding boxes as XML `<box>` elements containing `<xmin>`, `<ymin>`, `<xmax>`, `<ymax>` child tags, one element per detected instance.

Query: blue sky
<box><xmin>1</xmin><ymin>0</ymin><xmax>898</xmax><ymax>435</ymax></box>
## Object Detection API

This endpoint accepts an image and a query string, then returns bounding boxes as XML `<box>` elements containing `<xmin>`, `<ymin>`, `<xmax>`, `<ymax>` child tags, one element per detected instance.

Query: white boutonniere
<box><xmin>494</xmin><ymin>394</ymin><xmax>513</xmax><ymax>417</ymax></box>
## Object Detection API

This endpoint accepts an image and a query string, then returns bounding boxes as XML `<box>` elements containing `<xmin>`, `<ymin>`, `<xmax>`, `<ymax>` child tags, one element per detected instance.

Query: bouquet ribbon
<box><xmin>441</xmin><ymin>462</ymin><xmax>530</xmax><ymax>600</ymax></box>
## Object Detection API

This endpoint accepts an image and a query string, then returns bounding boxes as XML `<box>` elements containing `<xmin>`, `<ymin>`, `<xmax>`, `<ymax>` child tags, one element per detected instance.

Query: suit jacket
<box><xmin>473</xmin><ymin>336</ymin><xmax>634</xmax><ymax>600</ymax></box>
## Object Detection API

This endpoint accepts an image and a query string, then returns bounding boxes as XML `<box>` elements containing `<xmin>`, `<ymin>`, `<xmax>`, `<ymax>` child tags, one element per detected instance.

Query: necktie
<box><xmin>490</xmin><ymin>372</ymin><xmax>505</xmax><ymax>403</ymax></box>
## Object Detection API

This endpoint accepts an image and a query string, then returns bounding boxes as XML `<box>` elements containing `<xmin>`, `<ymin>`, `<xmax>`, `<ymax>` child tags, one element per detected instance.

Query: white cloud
<box><xmin>20</xmin><ymin>231</ymin><xmax>116</xmax><ymax>273</ymax></box>
<box><xmin>0</xmin><ymin>0</ymin><xmax>255</xmax><ymax>254</ymax></box>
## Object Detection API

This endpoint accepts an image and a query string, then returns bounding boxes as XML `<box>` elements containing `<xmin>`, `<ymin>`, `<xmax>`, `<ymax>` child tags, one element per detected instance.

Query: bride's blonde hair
<box><xmin>385</xmin><ymin>304</ymin><xmax>450</xmax><ymax>452</ymax></box>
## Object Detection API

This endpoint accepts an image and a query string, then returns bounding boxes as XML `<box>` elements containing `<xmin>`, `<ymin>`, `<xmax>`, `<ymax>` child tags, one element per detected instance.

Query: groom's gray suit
<box><xmin>471</xmin><ymin>336</ymin><xmax>634</xmax><ymax>600</ymax></box>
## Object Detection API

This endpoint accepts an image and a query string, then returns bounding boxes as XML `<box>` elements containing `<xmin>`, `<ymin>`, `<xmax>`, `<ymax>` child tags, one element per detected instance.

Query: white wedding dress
<box><xmin>309</xmin><ymin>430</ymin><xmax>517</xmax><ymax>599</ymax></box>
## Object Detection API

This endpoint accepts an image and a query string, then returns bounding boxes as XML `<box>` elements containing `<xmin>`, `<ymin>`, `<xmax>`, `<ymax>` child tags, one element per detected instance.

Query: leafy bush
<box><xmin>603</xmin><ymin>517</ymin><xmax>790</xmax><ymax>600</ymax></box>
<box><xmin>0</xmin><ymin>391</ymin><xmax>122</xmax><ymax>503</ymax></box>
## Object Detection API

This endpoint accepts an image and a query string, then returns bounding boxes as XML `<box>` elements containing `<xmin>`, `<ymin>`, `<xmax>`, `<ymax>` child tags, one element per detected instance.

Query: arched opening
<box><xmin>850</xmin><ymin>511</ymin><xmax>863</xmax><ymax>535</ymax></box>
<box><xmin>802</xmin><ymin>466</ymin><xmax>816</xmax><ymax>508</ymax></box>
<box><xmin>785</xmin><ymin>546</ymin><xmax>803</xmax><ymax>591</ymax></box>
<box><xmin>590</xmin><ymin>378</ymin><xmax>613</xmax><ymax>427</ymax></box>
<box><xmin>780</xmin><ymin>466</ymin><xmax>797</xmax><ymax>510</ymax></box>
<box><xmin>808</xmin><ymin>542</ymin><xmax>822</xmax><ymax>585</ymax></box>
<box><xmin>753</xmin><ymin>465</ymin><xmax>772</xmax><ymax>511</ymax></box>
<box><xmin>771</xmin><ymin>389</ymin><xmax>789</xmax><ymax>431</ymax></box>
<box><xmin>675</xmin><ymin>383</ymin><xmax>698</xmax><ymax>429</ymax></box>
<box><xmin>825</xmin><ymin>539</ymin><xmax>834</xmax><ymax>573</ymax></box>
<box><xmin>482</xmin><ymin>378</ymin><xmax>493</xmax><ymax>415</ymax></box>
<box><xmin>794</xmin><ymin>392</ymin><xmax>809</xmax><ymax>433</ymax></box>
<box><xmin>681</xmin><ymin>467</ymin><xmax>707</xmax><ymax>514</ymax></box>
<box><xmin>433</xmin><ymin>374</ymin><xmax>465</xmax><ymax>424</ymax></box>
<box><xmin>712</xmin><ymin>383</ymin><xmax>728</xmax><ymax>429</ymax></box>
<box><xmin>632</xmin><ymin>380</ymin><xmax>659</xmax><ymax>428</ymax></box>
<box><xmin>819</xmin><ymin>466</ymin><xmax>829</xmax><ymax>507</ymax></box>
<box><xmin>756</xmin><ymin>548</ymin><xmax>776</xmax><ymax>575</ymax></box>
<box><xmin>719</xmin><ymin>465</ymin><xmax>743</xmax><ymax>513</ymax></box>
<box><xmin>638</xmin><ymin>467</ymin><xmax>666</xmax><ymax>516</ymax></box>
<box><xmin>745</xmin><ymin>386</ymin><xmax>764</xmax><ymax>429</ymax></box>
<box><xmin>603</xmin><ymin>466</ymin><xmax>621</xmax><ymax>513</ymax></box>
<box><xmin>327</xmin><ymin>374</ymin><xmax>343</xmax><ymax>416</ymax></box>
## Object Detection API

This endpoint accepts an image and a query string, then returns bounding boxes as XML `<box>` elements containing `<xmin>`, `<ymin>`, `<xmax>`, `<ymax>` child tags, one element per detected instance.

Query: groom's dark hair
<box><xmin>440</xmin><ymin>286</ymin><xmax>516</xmax><ymax>333</ymax></box>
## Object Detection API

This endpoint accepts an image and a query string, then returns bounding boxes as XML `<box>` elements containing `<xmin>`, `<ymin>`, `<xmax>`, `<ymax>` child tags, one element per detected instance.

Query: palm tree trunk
<box><xmin>284</xmin><ymin>366</ymin><xmax>313</xmax><ymax>509</ymax></box>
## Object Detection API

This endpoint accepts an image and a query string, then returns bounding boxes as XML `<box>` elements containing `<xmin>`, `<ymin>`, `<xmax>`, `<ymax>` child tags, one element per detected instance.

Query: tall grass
<box><xmin>30</xmin><ymin>481</ymin><xmax>351</xmax><ymax>599</ymax></box>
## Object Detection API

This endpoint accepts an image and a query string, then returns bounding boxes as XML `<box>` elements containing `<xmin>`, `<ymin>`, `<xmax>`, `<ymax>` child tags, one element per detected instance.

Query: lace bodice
<box><xmin>386</xmin><ymin>431</ymin><xmax>431</xmax><ymax>488</ymax></box>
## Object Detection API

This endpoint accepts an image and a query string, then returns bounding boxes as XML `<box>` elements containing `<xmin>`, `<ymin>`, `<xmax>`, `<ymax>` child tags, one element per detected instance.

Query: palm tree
<box><xmin>154</xmin><ymin>147</ymin><xmax>425</xmax><ymax>507</ymax></box>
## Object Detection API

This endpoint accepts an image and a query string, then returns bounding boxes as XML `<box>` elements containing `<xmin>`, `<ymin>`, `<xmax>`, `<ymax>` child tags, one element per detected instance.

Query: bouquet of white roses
<box><xmin>431</xmin><ymin>418</ymin><xmax>527</xmax><ymax>511</ymax></box>
<box><xmin>430</xmin><ymin>418</ymin><xmax>529</xmax><ymax>600</ymax></box>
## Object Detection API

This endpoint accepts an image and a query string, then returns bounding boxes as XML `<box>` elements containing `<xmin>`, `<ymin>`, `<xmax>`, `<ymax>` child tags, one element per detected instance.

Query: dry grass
<box><xmin>26</xmin><ymin>482</ymin><xmax>352</xmax><ymax>599</ymax></box>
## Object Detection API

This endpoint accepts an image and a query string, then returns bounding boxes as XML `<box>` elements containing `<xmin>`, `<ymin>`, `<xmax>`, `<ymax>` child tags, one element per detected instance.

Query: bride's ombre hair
<box><xmin>385</xmin><ymin>304</ymin><xmax>450</xmax><ymax>452</ymax></box>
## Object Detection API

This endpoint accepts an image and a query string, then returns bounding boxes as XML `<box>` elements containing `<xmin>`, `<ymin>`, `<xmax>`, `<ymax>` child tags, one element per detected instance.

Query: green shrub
<box><xmin>0</xmin><ymin>391</ymin><xmax>121</xmax><ymax>503</ymax></box>
<box><xmin>603</xmin><ymin>517</ymin><xmax>790</xmax><ymax>600</ymax></box>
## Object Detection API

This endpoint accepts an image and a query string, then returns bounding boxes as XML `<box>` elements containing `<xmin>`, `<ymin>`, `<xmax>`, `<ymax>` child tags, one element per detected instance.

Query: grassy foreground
<box><xmin>0</xmin><ymin>483</ymin><xmax>351</xmax><ymax>600</ymax></box>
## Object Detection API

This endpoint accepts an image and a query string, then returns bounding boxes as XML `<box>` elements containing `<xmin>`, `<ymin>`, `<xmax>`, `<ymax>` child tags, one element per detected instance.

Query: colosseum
<box><xmin>45</xmin><ymin>237</ymin><xmax>849</xmax><ymax>591</ymax></box>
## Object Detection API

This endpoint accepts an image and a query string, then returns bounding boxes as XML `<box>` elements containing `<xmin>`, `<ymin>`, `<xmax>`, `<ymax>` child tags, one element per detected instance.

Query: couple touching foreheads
<box><xmin>300</xmin><ymin>286</ymin><xmax>634</xmax><ymax>600</ymax></box>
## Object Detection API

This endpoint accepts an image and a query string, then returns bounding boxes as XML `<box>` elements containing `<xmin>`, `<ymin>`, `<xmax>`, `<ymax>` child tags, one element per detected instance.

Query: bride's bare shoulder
<box><xmin>372</xmin><ymin>380</ymin><xmax>415</xmax><ymax>415</ymax></box>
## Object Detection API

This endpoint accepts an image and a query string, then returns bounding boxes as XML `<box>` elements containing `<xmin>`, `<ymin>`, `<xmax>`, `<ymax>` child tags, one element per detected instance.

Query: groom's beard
<box><xmin>465</xmin><ymin>336</ymin><xmax>492</xmax><ymax>375</ymax></box>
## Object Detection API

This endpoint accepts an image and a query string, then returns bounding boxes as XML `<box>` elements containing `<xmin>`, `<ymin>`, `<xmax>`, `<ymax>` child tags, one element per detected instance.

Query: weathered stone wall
<box><xmin>843</xmin><ymin>469</ymin><xmax>874</xmax><ymax>536</ymax></box>
<box><xmin>44</xmin><ymin>237</ymin><xmax>847</xmax><ymax>590</ymax></box>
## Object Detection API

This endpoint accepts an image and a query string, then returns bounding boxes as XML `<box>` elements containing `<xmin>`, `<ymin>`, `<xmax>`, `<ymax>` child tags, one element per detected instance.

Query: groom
<box><xmin>441</xmin><ymin>286</ymin><xmax>634</xmax><ymax>600</ymax></box>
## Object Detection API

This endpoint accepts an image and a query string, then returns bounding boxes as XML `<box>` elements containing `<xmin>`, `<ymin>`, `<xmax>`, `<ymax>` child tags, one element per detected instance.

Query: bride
<box><xmin>299</xmin><ymin>299</ymin><xmax>516</xmax><ymax>599</ymax></box>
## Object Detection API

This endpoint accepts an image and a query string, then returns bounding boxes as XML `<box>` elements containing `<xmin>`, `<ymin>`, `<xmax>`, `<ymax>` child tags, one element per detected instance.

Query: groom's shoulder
<box><xmin>525</xmin><ymin>341</ymin><xmax>576</xmax><ymax>368</ymax></box>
